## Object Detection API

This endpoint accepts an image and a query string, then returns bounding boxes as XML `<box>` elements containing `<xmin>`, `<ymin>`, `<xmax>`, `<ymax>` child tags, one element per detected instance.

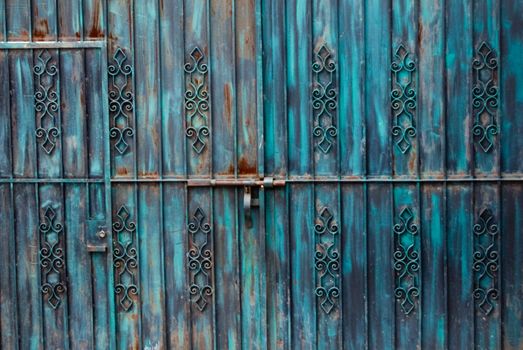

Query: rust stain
<box><xmin>33</xmin><ymin>19</ymin><xmax>50</xmax><ymax>39</ymax></box>
<box><xmin>238</xmin><ymin>157</ymin><xmax>256</xmax><ymax>174</ymax></box>
<box><xmin>88</xmin><ymin>2</ymin><xmax>104</xmax><ymax>38</ymax></box>
<box><xmin>116</xmin><ymin>167</ymin><xmax>129</xmax><ymax>176</ymax></box>
<box><xmin>223</xmin><ymin>84</ymin><xmax>232</xmax><ymax>125</ymax></box>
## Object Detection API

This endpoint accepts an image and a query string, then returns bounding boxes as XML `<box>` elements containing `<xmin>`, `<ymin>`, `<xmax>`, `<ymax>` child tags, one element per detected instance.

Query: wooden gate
<box><xmin>0</xmin><ymin>0</ymin><xmax>523</xmax><ymax>349</ymax></box>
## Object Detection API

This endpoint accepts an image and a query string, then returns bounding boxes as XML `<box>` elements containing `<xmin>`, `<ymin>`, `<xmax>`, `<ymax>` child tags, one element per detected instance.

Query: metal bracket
<box><xmin>86</xmin><ymin>219</ymin><xmax>108</xmax><ymax>253</ymax></box>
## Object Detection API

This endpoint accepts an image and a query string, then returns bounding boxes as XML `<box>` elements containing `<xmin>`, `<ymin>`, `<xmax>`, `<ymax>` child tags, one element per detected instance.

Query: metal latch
<box><xmin>187</xmin><ymin>177</ymin><xmax>285</xmax><ymax>228</ymax></box>
<box><xmin>86</xmin><ymin>219</ymin><xmax>108</xmax><ymax>252</ymax></box>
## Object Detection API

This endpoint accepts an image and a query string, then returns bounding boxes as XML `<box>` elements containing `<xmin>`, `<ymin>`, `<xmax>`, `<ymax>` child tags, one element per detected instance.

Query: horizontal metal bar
<box><xmin>0</xmin><ymin>178</ymin><xmax>105</xmax><ymax>184</ymax></box>
<box><xmin>0</xmin><ymin>41</ymin><xmax>105</xmax><ymax>49</ymax></box>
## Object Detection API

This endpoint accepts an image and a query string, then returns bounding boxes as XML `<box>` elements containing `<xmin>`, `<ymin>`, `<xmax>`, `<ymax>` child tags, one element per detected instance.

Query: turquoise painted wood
<box><xmin>0</xmin><ymin>1</ymin><xmax>522</xmax><ymax>349</ymax></box>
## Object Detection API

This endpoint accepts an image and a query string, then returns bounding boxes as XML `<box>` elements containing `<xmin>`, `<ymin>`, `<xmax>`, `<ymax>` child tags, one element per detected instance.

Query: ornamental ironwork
<box><xmin>473</xmin><ymin>208</ymin><xmax>499</xmax><ymax>315</ymax></box>
<box><xmin>109</xmin><ymin>47</ymin><xmax>135</xmax><ymax>155</ymax></box>
<box><xmin>34</xmin><ymin>49</ymin><xmax>60</xmax><ymax>154</ymax></box>
<box><xmin>393</xmin><ymin>207</ymin><xmax>420</xmax><ymax>315</ymax></box>
<box><xmin>184</xmin><ymin>47</ymin><xmax>210</xmax><ymax>154</ymax></box>
<box><xmin>39</xmin><ymin>205</ymin><xmax>67</xmax><ymax>309</ymax></box>
<box><xmin>312</xmin><ymin>44</ymin><xmax>338</xmax><ymax>154</ymax></box>
<box><xmin>112</xmin><ymin>205</ymin><xmax>139</xmax><ymax>312</ymax></box>
<box><xmin>472</xmin><ymin>42</ymin><xmax>499</xmax><ymax>152</ymax></box>
<box><xmin>187</xmin><ymin>207</ymin><xmax>213</xmax><ymax>311</ymax></box>
<box><xmin>314</xmin><ymin>207</ymin><xmax>340</xmax><ymax>314</ymax></box>
<box><xmin>391</xmin><ymin>44</ymin><xmax>417</xmax><ymax>154</ymax></box>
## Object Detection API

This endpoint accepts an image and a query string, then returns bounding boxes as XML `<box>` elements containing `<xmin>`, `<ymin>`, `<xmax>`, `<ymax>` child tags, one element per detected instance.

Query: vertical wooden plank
<box><xmin>64</xmin><ymin>184</ymin><xmax>94</xmax><ymax>349</ymax></box>
<box><xmin>88</xmin><ymin>184</ymin><xmax>111</xmax><ymax>350</ymax></box>
<box><xmin>209</xmin><ymin>0</ymin><xmax>235</xmax><ymax>177</ymax></box>
<box><xmin>391</xmin><ymin>0</ymin><xmax>418</xmax><ymax>177</ymax></box>
<box><xmin>236</xmin><ymin>0</ymin><xmax>258</xmax><ymax>176</ymax></box>
<box><xmin>0</xmin><ymin>50</ymin><xmax>11</xmax><ymax>178</ymax></box>
<box><xmin>134</xmin><ymin>0</ymin><xmax>161</xmax><ymax>178</ymax></box>
<box><xmin>501</xmin><ymin>184</ymin><xmax>523</xmax><ymax>350</ymax></box>
<box><xmin>338</xmin><ymin>0</ymin><xmax>364</xmax><ymax>177</ymax></box>
<box><xmin>419</xmin><ymin>0</ymin><xmax>445</xmax><ymax>178</ymax></box>
<box><xmin>393</xmin><ymin>185</ymin><xmax>420</xmax><ymax>350</ymax></box>
<box><xmin>85</xmin><ymin>48</ymin><xmax>105</xmax><ymax>178</ymax></box>
<box><xmin>0</xmin><ymin>0</ymin><xmax>6</xmax><ymax>41</ymax></box>
<box><xmin>446</xmin><ymin>0</ymin><xmax>473</xmax><ymax>177</ymax></box>
<box><xmin>15</xmin><ymin>184</ymin><xmax>43</xmax><ymax>350</ymax></box>
<box><xmin>473</xmin><ymin>183</ymin><xmax>501</xmax><ymax>349</ymax></box>
<box><xmin>266</xmin><ymin>188</ymin><xmax>290</xmax><ymax>350</ymax></box>
<box><xmin>367</xmin><ymin>184</ymin><xmax>393</xmax><ymax>349</ymax></box>
<box><xmin>341</xmin><ymin>184</ymin><xmax>366</xmax><ymax>350</ymax></box>
<box><xmin>214</xmin><ymin>188</ymin><xmax>240</xmax><ymax>349</ymax></box>
<box><xmin>262</xmin><ymin>0</ymin><xmax>287</xmax><ymax>177</ymax></box>
<box><xmin>447</xmin><ymin>184</ymin><xmax>474</xmax><ymax>349</ymax></box>
<box><xmin>137</xmin><ymin>184</ymin><xmax>166</xmax><ymax>348</ymax></box>
<box><xmin>58</xmin><ymin>0</ymin><xmax>82</xmax><ymax>41</ymax></box>
<box><xmin>187</xmin><ymin>188</ymin><xmax>214</xmax><ymax>350</ymax></box>
<box><xmin>315</xmin><ymin>184</ymin><xmax>341</xmax><ymax>349</ymax></box>
<box><xmin>10</xmin><ymin>50</ymin><xmax>37</xmax><ymax>178</ymax></box>
<box><xmin>0</xmin><ymin>185</ymin><xmax>19</xmax><ymax>349</ymax></box>
<box><xmin>473</xmin><ymin>0</ymin><xmax>501</xmax><ymax>176</ymax></box>
<box><xmin>159</xmin><ymin>0</ymin><xmax>185</xmax><ymax>177</ymax></box>
<box><xmin>500</xmin><ymin>0</ymin><xmax>523</xmax><ymax>175</ymax></box>
<box><xmin>163</xmin><ymin>184</ymin><xmax>190</xmax><ymax>349</ymax></box>
<box><xmin>112</xmin><ymin>184</ymin><xmax>140</xmax><ymax>350</ymax></box>
<box><xmin>32</xmin><ymin>0</ymin><xmax>57</xmax><ymax>41</ymax></box>
<box><xmin>184</xmin><ymin>0</ymin><xmax>211</xmax><ymax>177</ymax></box>
<box><xmin>6</xmin><ymin>0</ymin><xmax>31</xmax><ymax>40</ymax></box>
<box><xmin>420</xmin><ymin>185</ymin><xmax>447</xmax><ymax>349</ymax></box>
<box><xmin>311</xmin><ymin>0</ymin><xmax>338</xmax><ymax>176</ymax></box>
<box><xmin>83</xmin><ymin>0</ymin><xmax>105</xmax><ymax>39</ymax></box>
<box><xmin>288</xmin><ymin>184</ymin><xmax>315</xmax><ymax>349</ymax></box>
<box><xmin>286</xmin><ymin>0</ymin><xmax>312</xmax><ymax>176</ymax></box>
<box><xmin>108</xmin><ymin>0</ymin><xmax>135</xmax><ymax>178</ymax></box>
<box><xmin>61</xmin><ymin>49</ymin><xmax>88</xmax><ymax>178</ymax></box>
<box><xmin>365</xmin><ymin>0</ymin><xmax>391</xmax><ymax>177</ymax></box>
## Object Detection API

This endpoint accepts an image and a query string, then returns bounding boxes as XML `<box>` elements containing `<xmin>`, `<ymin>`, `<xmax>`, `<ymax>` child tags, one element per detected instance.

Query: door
<box><xmin>1</xmin><ymin>1</ymin><xmax>523</xmax><ymax>350</ymax></box>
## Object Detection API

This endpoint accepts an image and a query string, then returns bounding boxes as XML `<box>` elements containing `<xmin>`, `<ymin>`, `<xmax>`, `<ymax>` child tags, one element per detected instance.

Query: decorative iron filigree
<box><xmin>112</xmin><ymin>205</ymin><xmax>139</xmax><ymax>312</ymax></box>
<box><xmin>39</xmin><ymin>206</ymin><xmax>67</xmax><ymax>309</ymax></box>
<box><xmin>391</xmin><ymin>44</ymin><xmax>417</xmax><ymax>154</ymax></box>
<box><xmin>472</xmin><ymin>42</ymin><xmax>499</xmax><ymax>153</ymax></box>
<box><xmin>34</xmin><ymin>50</ymin><xmax>60</xmax><ymax>154</ymax></box>
<box><xmin>314</xmin><ymin>207</ymin><xmax>340</xmax><ymax>314</ymax></box>
<box><xmin>473</xmin><ymin>209</ymin><xmax>499</xmax><ymax>315</ymax></box>
<box><xmin>393</xmin><ymin>207</ymin><xmax>420</xmax><ymax>315</ymax></box>
<box><xmin>184</xmin><ymin>47</ymin><xmax>210</xmax><ymax>154</ymax></box>
<box><xmin>312</xmin><ymin>44</ymin><xmax>338</xmax><ymax>154</ymax></box>
<box><xmin>109</xmin><ymin>48</ymin><xmax>134</xmax><ymax>155</ymax></box>
<box><xmin>187</xmin><ymin>207</ymin><xmax>213</xmax><ymax>311</ymax></box>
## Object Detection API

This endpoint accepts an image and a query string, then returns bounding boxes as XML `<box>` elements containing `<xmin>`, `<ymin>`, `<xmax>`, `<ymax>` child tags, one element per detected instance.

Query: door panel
<box><xmin>1</xmin><ymin>1</ymin><xmax>523</xmax><ymax>350</ymax></box>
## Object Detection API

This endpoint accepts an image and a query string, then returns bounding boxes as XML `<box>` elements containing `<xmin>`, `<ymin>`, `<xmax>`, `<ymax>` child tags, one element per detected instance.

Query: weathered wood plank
<box><xmin>58</xmin><ymin>0</ymin><xmax>82</xmax><ymax>41</ymax></box>
<box><xmin>6</xmin><ymin>0</ymin><xmax>31</xmax><ymax>40</ymax></box>
<box><xmin>32</xmin><ymin>0</ymin><xmax>57</xmax><ymax>41</ymax></box>
<box><xmin>0</xmin><ymin>50</ymin><xmax>11</xmax><ymax>177</ymax></box>
<box><xmin>83</xmin><ymin>0</ymin><xmax>104</xmax><ymax>40</ymax></box>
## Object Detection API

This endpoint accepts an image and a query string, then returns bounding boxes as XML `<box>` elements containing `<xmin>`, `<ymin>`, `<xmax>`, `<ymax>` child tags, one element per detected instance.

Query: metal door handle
<box><xmin>86</xmin><ymin>219</ymin><xmax>109</xmax><ymax>252</ymax></box>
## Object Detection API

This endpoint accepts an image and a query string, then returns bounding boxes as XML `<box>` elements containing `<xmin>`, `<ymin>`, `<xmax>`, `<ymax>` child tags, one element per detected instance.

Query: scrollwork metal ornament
<box><xmin>393</xmin><ymin>207</ymin><xmax>420</xmax><ymax>315</ymax></box>
<box><xmin>187</xmin><ymin>208</ymin><xmax>213</xmax><ymax>311</ymax></box>
<box><xmin>109</xmin><ymin>48</ymin><xmax>135</xmax><ymax>155</ymax></box>
<box><xmin>473</xmin><ymin>208</ymin><xmax>499</xmax><ymax>315</ymax></box>
<box><xmin>314</xmin><ymin>207</ymin><xmax>340</xmax><ymax>314</ymax></box>
<box><xmin>34</xmin><ymin>49</ymin><xmax>60</xmax><ymax>154</ymax></box>
<box><xmin>112</xmin><ymin>205</ymin><xmax>139</xmax><ymax>312</ymax></box>
<box><xmin>472</xmin><ymin>42</ymin><xmax>499</xmax><ymax>152</ymax></box>
<box><xmin>184</xmin><ymin>47</ymin><xmax>210</xmax><ymax>154</ymax></box>
<box><xmin>39</xmin><ymin>206</ymin><xmax>67</xmax><ymax>309</ymax></box>
<box><xmin>391</xmin><ymin>44</ymin><xmax>417</xmax><ymax>154</ymax></box>
<box><xmin>312</xmin><ymin>44</ymin><xmax>338</xmax><ymax>154</ymax></box>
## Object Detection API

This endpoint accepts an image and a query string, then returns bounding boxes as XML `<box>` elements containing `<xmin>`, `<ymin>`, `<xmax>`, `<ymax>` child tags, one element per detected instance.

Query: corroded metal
<box><xmin>109</xmin><ymin>47</ymin><xmax>135</xmax><ymax>155</ymax></box>
<box><xmin>393</xmin><ymin>207</ymin><xmax>420</xmax><ymax>315</ymax></box>
<box><xmin>312</xmin><ymin>44</ymin><xmax>338</xmax><ymax>154</ymax></box>
<box><xmin>391</xmin><ymin>44</ymin><xmax>417</xmax><ymax>154</ymax></box>
<box><xmin>314</xmin><ymin>207</ymin><xmax>340</xmax><ymax>314</ymax></box>
<box><xmin>473</xmin><ymin>208</ymin><xmax>499</xmax><ymax>315</ymax></box>
<box><xmin>112</xmin><ymin>205</ymin><xmax>139</xmax><ymax>312</ymax></box>
<box><xmin>184</xmin><ymin>47</ymin><xmax>210</xmax><ymax>154</ymax></box>
<box><xmin>34</xmin><ymin>49</ymin><xmax>60</xmax><ymax>154</ymax></box>
<box><xmin>39</xmin><ymin>206</ymin><xmax>67</xmax><ymax>309</ymax></box>
<box><xmin>472</xmin><ymin>42</ymin><xmax>499</xmax><ymax>153</ymax></box>
<box><xmin>187</xmin><ymin>207</ymin><xmax>213</xmax><ymax>311</ymax></box>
